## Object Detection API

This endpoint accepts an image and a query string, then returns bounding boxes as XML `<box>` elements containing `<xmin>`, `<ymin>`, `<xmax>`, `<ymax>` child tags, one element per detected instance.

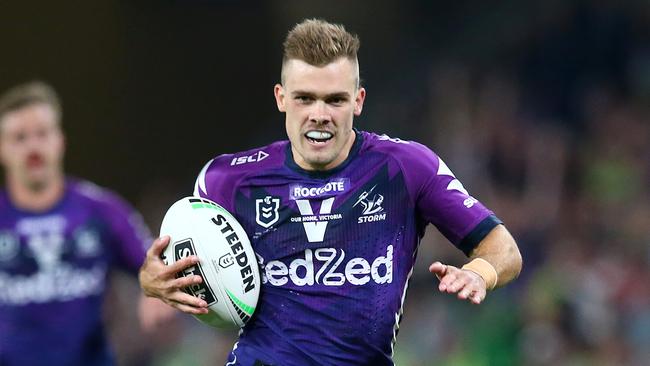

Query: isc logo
<box><xmin>230</xmin><ymin>150</ymin><xmax>269</xmax><ymax>166</ymax></box>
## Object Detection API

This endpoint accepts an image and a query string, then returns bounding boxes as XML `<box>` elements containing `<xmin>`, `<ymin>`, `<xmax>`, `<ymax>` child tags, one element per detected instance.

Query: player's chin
<box><xmin>24</xmin><ymin>173</ymin><xmax>49</xmax><ymax>189</ymax></box>
<box><xmin>303</xmin><ymin>136</ymin><xmax>335</xmax><ymax>150</ymax></box>
<box><xmin>306</xmin><ymin>152</ymin><xmax>334</xmax><ymax>169</ymax></box>
<box><xmin>300</xmin><ymin>144</ymin><xmax>331</xmax><ymax>159</ymax></box>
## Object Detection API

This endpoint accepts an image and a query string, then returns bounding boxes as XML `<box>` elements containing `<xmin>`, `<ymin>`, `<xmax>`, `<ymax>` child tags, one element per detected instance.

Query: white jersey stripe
<box><xmin>193</xmin><ymin>158</ymin><xmax>215</xmax><ymax>197</ymax></box>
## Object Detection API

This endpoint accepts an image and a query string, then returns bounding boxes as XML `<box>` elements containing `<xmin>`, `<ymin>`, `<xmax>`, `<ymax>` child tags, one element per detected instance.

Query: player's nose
<box><xmin>309</xmin><ymin>101</ymin><xmax>331</xmax><ymax>125</ymax></box>
<box><xmin>309</xmin><ymin>116</ymin><xmax>331</xmax><ymax>125</ymax></box>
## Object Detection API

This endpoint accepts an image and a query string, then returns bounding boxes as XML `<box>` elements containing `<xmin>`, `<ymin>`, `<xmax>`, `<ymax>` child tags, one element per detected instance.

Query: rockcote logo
<box><xmin>289</xmin><ymin>178</ymin><xmax>350</xmax><ymax>200</ymax></box>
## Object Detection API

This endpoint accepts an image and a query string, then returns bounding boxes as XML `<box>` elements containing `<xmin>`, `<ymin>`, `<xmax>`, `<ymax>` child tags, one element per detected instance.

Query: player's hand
<box><xmin>139</xmin><ymin>236</ymin><xmax>209</xmax><ymax>315</ymax></box>
<box><xmin>429</xmin><ymin>261</ymin><xmax>486</xmax><ymax>305</ymax></box>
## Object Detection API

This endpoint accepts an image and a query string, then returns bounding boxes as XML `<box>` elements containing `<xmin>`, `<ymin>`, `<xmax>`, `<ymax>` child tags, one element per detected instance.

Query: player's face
<box><xmin>275</xmin><ymin>57</ymin><xmax>366</xmax><ymax>171</ymax></box>
<box><xmin>0</xmin><ymin>103</ymin><xmax>64</xmax><ymax>190</ymax></box>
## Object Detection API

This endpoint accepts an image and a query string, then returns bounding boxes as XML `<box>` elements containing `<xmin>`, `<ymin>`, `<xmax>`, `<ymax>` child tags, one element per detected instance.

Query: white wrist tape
<box><xmin>462</xmin><ymin>258</ymin><xmax>498</xmax><ymax>290</ymax></box>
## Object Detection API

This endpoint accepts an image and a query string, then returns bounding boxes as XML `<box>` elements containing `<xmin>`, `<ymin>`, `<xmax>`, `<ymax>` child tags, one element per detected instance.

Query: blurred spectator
<box><xmin>395</xmin><ymin>2</ymin><xmax>649</xmax><ymax>366</ymax></box>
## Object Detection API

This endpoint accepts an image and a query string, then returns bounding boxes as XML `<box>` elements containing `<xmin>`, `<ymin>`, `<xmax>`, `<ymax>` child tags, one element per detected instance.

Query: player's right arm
<box><xmin>138</xmin><ymin>236</ymin><xmax>209</xmax><ymax>314</ymax></box>
<box><xmin>139</xmin><ymin>155</ymin><xmax>237</xmax><ymax>314</ymax></box>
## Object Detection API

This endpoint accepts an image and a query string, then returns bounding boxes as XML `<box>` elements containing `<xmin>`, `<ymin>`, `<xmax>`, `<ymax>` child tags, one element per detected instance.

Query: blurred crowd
<box><xmin>102</xmin><ymin>2</ymin><xmax>649</xmax><ymax>365</ymax></box>
<box><xmin>395</xmin><ymin>2</ymin><xmax>650</xmax><ymax>365</ymax></box>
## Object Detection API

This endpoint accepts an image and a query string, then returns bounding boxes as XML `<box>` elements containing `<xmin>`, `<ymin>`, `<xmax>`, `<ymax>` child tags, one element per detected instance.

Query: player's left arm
<box><xmin>393</xmin><ymin>140</ymin><xmax>522</xmax><ymax>304</ymax></box>
<box><xmin>429</xmin><ymin>224</ymin><xmax>522</xmax><ymax>304</ymax></box>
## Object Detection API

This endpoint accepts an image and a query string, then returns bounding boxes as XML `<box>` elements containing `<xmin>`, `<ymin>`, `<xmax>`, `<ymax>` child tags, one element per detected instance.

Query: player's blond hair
<box><xmin>281</xmin><ymin>19</ymin><xmax>361</xmax><ymax>87</ymax></box>
<box><xmin>0</xmin><ymin>81</ymin><xmax>61</xmax><ymax>125</ymax></box>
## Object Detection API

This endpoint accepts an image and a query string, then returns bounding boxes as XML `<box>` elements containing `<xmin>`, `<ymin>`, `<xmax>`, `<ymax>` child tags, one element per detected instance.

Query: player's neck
<box><xmin>7</xmin><ymin>174</ymin><xmax>66</xmax><ymax>212</ymax></box>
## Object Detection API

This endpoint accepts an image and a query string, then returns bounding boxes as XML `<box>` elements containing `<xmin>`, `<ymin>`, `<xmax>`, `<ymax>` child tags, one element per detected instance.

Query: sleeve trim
<box><xmin>458</xmin><ymin>214</ymin><xmax>503</xmax><ymax>256</ymax></box>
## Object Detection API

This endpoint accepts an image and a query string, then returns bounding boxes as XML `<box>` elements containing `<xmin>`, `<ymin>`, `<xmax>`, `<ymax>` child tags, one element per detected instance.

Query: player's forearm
<box><xmin>468</xmin><ymin>224</ymin><xmax>522</xmax><ymax>288</ymax></box>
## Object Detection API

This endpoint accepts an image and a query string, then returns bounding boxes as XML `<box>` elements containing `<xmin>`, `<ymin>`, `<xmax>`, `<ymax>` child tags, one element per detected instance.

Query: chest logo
<box><xmin>354</xmin><ymin>185</ymin><xmax>387</xmax><ymax>224</ymax></box>
<box><xmin>17</xmin><ymin>215</ymin><xmax>66</xmax><ymax>271</ymax></box>
<box><xmin>255</xmin><ymin>196</ymin><xmax>280</xmax><ymax>228</ymax></box>
<box><xmin>0</xmin><ymin>232</ymin><xmax>19</xmax><ymax>262</ymax></box>
<box><xmin>292</xmin><ymin>197</ymin><xmax>342</xmax><ymax>243</ymax></box>
<box><xmin>289</xmin><ymin>178</ymin><xmax>350</xmax><ymax>200</ymax></box>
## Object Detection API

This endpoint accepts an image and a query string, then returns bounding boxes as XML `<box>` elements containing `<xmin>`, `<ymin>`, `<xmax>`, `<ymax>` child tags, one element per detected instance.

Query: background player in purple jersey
<box><xmin>0</xmin><ymin>81</ymin><xmax>174</xmax><ymax>366</ymax></box>
<box><xmin>140</xmin><ymin>19</ymin><xmax>522</xmax><ymax>365</ymax></box>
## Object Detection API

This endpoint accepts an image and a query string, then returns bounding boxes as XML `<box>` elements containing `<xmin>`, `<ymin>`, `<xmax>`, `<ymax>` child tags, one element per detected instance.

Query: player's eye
<box><xmin>35</xmin><ymin>128</ymin><xmax>49</xmax><ymax>139</ymax></box>
<box><xmin>327</xmin><ymin>97</ymin><xmax>346</xmax><ymax>105</ymax></box>
<box><xmin>295</xmin><ymin>95</ymin><xmax>313</xmax><ymax>104</ymax></box>
<box><xmin>13</xmin><ymin>132</ymin><xmax>27</xmax><ymax>143</ymax></box>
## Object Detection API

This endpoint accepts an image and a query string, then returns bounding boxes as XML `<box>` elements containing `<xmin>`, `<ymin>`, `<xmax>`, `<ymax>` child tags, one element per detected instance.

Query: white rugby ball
<box><xmin>160</xmin><ymin>196</ymin><xmax>260</xmax><ymax>328</ymax></box>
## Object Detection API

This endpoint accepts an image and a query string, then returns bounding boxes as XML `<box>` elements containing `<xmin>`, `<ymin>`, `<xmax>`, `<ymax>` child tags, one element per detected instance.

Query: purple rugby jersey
<box><xmin>0</xmin><ymin>178</ymin><xmax>150</xmax><ymax>366</ymax></box>
<box><xmin>194</xmin><ymin>130</ymin><xmax>501</xmax><ymax>366</ymax></box>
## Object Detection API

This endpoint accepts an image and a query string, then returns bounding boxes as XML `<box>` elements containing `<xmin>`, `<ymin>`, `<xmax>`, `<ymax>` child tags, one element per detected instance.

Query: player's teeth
<box><xmin>305</xmin><ymin>131</ymin><xmax>332</xmax><ymax>140</ymax></box>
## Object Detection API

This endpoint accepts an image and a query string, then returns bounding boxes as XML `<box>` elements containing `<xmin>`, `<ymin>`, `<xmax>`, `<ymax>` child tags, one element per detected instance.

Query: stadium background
<box><xmin>2</xmin><ymin>1</ymin><xmax>649</xmax><ymax>365</ymax></box>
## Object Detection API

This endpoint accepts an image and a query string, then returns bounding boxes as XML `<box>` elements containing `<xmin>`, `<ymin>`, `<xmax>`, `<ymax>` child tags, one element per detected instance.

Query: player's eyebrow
<box><xmin>291</xmin><ymin>91</ymin><xmax>351</xmax><ymax>99</ymax></box>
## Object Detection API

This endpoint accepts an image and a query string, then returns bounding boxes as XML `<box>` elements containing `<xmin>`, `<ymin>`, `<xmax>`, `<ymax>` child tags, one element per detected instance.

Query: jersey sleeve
<box><xmin>400</xmin><ymin>142</ymin><xmax>501</xmax><ymax>255</ymax></box>
<box><xmin>99</xmin><ymin>192</ymin><xmax>152</xmax><ymax>274</ymax></box>
<box><xmin>192</xmin><ymin>156</ymin><xmax>238</xmax><ymax>212</ymax></box>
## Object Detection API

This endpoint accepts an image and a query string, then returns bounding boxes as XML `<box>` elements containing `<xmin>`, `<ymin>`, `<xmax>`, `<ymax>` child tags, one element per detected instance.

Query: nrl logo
<box><xmin>255</xmin><ymin>195</ymin><xmax>280</xmax><ymax>228</ymax></box>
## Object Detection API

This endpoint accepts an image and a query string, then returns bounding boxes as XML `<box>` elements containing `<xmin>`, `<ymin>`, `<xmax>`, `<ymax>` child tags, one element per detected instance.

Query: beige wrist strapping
<box><xmin>462</xmin><ymin>258</ymin><xmax>498</xmax><ymax>290</ymax></box>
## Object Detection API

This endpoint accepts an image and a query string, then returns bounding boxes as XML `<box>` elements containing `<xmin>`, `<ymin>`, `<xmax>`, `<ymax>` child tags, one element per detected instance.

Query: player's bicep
<box><xmin>417</xmin><ymin>157</ymin><xmax>496</xmax><ymax>252</ymax></box>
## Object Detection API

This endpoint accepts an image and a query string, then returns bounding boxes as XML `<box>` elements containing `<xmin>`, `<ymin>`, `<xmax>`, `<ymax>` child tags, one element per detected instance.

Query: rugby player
<box><xmin>0</xmin><ymin>81</ymin><xmax>173</xmax><ymax>366</ymax></box>
<box><xmin>140</xmin><ymin>19</ymin><xmax>522</xmax><ymax>366</ymax></box>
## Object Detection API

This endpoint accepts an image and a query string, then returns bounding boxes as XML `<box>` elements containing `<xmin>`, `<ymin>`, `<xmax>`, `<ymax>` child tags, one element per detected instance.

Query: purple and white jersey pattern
<box><xmin>194</xmin><ymin>130</ymin><xmax>501</xmax><ymax>366</ymax></box>
<box><xmin>0</xmin><ymin>179</ymin><xmax>150</xmax><ymax>366</ymax></box>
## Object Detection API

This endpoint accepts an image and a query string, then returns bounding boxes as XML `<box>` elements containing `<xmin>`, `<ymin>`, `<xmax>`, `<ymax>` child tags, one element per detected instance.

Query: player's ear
<box><xmin>354</xmin><ymin>87</ymin><xmax>366</xmax><ymax>116</ymax></box>
<box><xmin>274</xmin><ymin>84</ymin><xmax>286</xmax><ymax>112</ymax></box>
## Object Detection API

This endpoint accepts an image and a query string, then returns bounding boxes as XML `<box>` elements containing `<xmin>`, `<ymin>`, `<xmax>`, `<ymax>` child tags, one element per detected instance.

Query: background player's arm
<box><xmin>429</xmin><ymin>225</ymin><xmax>522</xmax><ymax>304</ymax></box>
<box><xmin>95</xmin><ymin>190</ymin><xmax>184</xmax><ymax>326</ymax></box>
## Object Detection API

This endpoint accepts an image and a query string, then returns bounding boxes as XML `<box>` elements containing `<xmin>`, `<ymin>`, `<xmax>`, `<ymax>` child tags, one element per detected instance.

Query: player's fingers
<box><xmin>165</xmin><ymin>255</ymin><xmax>200</xmax><ymax>276</ymax></box>
<box><xmin>429</xmin><ymin>262</ymin><xmax>449</xmax><ymax>281</ymax></box>
<box><xmin>470</xmin><ymin>287</ymin><xmax>487</xmax><ymax>305</ymax></box>
<box><xmin>451</xmin><ymin>268</ymin><xmax>488</xmax><ymax>293</ymax></box>
<box><xmin>446</xmin><ymin>277</ymin><xmax>470</xmax><ymax>293</ymax></box>
<box><xmin>169</xmin><ymin>300</ymin><xmax>210</xmax><ymax>315</ymax></box>
<box><xmin>455</xmin><ymin>273</ymin><xmax>486</xmax><ymax>304</ymax></box>
<box><xmin>168</xmin><ymin>291</ymin><xmax>208</xmax><ymax>309</ymax></box>
<box><xmin>429</xmin><ymin>261</ymin><xmax>448</xmax><ymax>279</ymax></box>
<box><xmin>438</xmin><ymin>273</ymin><xmax>457</xmax><ymax>292</ymax></box>
<box><xmin>171</xmin><ymin>274</ymin><xmax>203</xmax><ymax>291</ymax></box>
<box><xmin>148</xmin><ymin>236</ymin><xmax>170</xmax><ymax>258</ymax></box>
<box><xmin>457</xmin><ymin>285</ymin><xmax>477</xmax><ymax>300</ymax></box>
